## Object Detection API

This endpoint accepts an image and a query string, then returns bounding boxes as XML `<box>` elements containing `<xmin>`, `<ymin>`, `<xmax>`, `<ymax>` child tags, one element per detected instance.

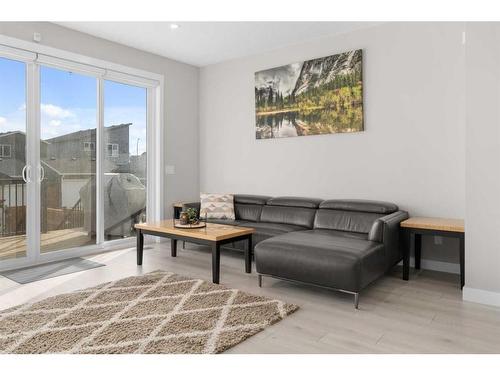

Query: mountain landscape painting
<box><xmin>255</xmin><ymin>49</ymin><xmax>363</xmax><ymax>139</ymax></box>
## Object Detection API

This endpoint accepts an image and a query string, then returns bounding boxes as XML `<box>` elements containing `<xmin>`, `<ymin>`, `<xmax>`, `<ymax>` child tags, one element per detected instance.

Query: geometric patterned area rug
<box><xmin>0</xmin><ymin>270</ymin><xmax>298</xmax><ymax>354</ymax></box>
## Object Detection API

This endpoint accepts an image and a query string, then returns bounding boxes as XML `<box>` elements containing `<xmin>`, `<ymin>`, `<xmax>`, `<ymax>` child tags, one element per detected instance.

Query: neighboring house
<box><xmin>0</xmin><ymin>131</ymin><xmax>24</xmax><ymax>180</ymax></box>
<box><xmin>44</xmin><ymin>123</ymin><xmax>131</xmax><ymax>208</ymax></box>
<box><xmin>44</xmin><ymin>123</ymin><xmax>131</xmax><ymax>174</ymax></box>
<box><xmin>0</xmin><ymin>123</ymin><xmax>134</xmax><ymax>209</ymax></box>
<box><xmin>130</xmin><ymin>152</ymin><xmax>147</xmax><ymax>183</ymax></box>
<box><xmin>0</xmin><ymin>131</ymin><xmax>50</xmax><ymax>209</ymax></box>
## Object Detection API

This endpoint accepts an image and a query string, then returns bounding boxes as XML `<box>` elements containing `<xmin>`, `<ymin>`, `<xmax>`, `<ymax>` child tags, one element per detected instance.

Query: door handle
<box><xmin>22</xmin><ymin>165</ymin><xmax>27</xmax><ymax>183</ymax></box>
<box><xmin>39</xmin><ymin>164</ymin><xmax>45</xmax><ymax>183</ymax></box>
<box><xmin>22</xmin><ymin>165</ymin><xmax>32</xmax><ymax>183</ymax></box>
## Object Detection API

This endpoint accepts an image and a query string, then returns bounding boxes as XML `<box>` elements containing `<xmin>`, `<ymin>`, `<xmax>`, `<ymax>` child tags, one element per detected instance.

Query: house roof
<box><xmin>44</xmin><ymin>123</ymin><xmax>132</xmax><ymax>143</ymax></box>
<box><xmin>0</xmin><ymin>131</ymin><xmax>50</xmax><ymax>144</ymax></box>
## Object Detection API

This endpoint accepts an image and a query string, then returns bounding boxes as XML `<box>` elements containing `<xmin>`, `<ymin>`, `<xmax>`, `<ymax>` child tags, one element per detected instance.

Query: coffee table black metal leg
<box><xmin>245</xmin><ymin>235</ymin><xmax>252</xmax><ymax>273</ymax></box>
<box><xmin>402</xmin><ymin>229</ymin><xmax>410</xmax><ymax>280</ymax></box>
<box><xmin>171</xmin><ymin>239</ymin><xmax>177</xmax><ymax>257</ymax></box>
<box><xmin>414</xmin><ymin>233</ymin><xmax>422</xmax><ymax>270</ymax></box>
<box><xmin>460</xmin><ymin>234</ymin><xmax>465</xmax><ymax>289</ymax></box>
<box><xmin>212</xmin><ymin>242</ymin><xmax>220</xmax><ymax>284</ymax></box>
<box><xmin>137</xmin><ymin>229</ymin><xmax>144</xmax><ymax>265</ymax></box>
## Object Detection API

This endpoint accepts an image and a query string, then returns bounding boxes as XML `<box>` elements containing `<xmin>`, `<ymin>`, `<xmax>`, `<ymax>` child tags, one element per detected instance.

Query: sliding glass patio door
<box><xmin>0</xmin><ymin>43</ymin><xmax>159</xmax><ymax>270</ymax></box>
<box><xmin>103</xmin><ymin>80</ymin><xmax>147</xmax><ymax>241</ymax></box>
<box><xmin>39</xmin><ymin>66</ymin><xmax>98</xmax><ymax>253</ymax></box>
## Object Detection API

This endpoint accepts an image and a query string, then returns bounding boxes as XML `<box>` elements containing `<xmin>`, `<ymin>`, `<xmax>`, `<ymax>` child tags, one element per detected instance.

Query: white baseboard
<box><xmin>398</xmin><ymin>257</ymin><xmax>460</xmax><ymax>274</ymax></box>
<box><xmin>463</xmin><ymin>287</ymin><xmax>500</xmax><ymax>307</ymax></box>
<box><xmin>397</xmin><ymin>259</ymin><xmax>500</xmax><ymax>308</ymax></box>
<box><xmin>415</xmin><ymin>257</ymin><xmax>460</xmax><ymax>274</ymax></box>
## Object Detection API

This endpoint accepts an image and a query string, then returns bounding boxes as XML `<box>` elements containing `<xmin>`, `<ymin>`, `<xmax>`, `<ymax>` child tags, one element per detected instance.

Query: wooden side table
<box><xmin>400</xmin><ymin>217</ymin><xmax>465</xmax><ymax>288</ymax></box>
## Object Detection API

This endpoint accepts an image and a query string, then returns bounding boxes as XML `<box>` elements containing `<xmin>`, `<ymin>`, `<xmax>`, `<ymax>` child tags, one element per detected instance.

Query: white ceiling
<box><xmin>56</xmin><ymin>22</ymin><xmax>380</xmax><ymax>67</ymax></box>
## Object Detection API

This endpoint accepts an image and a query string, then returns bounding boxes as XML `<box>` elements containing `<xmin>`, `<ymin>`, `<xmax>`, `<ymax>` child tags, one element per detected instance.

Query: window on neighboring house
<box><xmin>0</xmin><ymin>144</ymin><xmax>12</xmax><ymax>158</ymax></box>
<box><xmin>107</xmin><ymin>143</ymin><xmax>119</xmax><ymax>157</ymax></box>
<box><xmin>83</xmin><ymin>142</ymin><xmax>95</xmax><ymax>152</ymax></box>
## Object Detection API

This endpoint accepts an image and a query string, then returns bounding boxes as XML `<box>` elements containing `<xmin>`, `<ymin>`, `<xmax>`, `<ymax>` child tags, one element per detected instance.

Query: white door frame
<box><xmin>25</xmin><ymin>60</ymin><xmax>40</xmax><ymax>265</ymax></box>
<box><xmin>0</xmin><ymin>36</ymin><xmax>165</xmax><ymax>272</ymax></box>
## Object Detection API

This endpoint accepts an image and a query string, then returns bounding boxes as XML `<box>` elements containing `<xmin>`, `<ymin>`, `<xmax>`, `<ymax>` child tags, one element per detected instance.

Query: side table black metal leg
<box><xmin>171</xmin><ymin>239</ymin><xmax>177</xmax><ymax>257</ymax></box>
<box><xmin>212</xmin><ymin>242</ymin><xmax>221</xmax><ymax>284</ymax></box>
<box><xmin>136</xmin><ymin>229</ymin><xmax>144</xmax><ymax>265</ymax></box>
<box><xmin>402</xmin><ymin>229</ymin><xmax>410</xmax><ymax>280</ymax></box>
<box><xmin>245</xmin><ymin>235</ymin><xmax>252</xmax><ymax>273</ymax></box>
<box><xmin>459</xmin><ymin>233</ymin><xmax>465</xmax><ymax>289</ymax></box>
<box><xmin>414</xmin><ymin>233</ymin><xmax>422</xmax><ymax>270</ymax></box>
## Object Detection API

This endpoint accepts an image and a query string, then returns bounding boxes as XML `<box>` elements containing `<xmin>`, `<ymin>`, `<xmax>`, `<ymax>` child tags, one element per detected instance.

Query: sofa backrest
<box><xmin>314</xmin><ymin>199</ymin><xmax>398</xmax><ymax>233</ymax></box>
<box><xmin>260</xmin><ymin>196</ymin><xmax>322</xmax><ymax>228</ymax></box>
<box><xmin>234</xmin><ymin>194</ymin><xmax>270</xmax><ymax>222</ymax></box>
<box><xmin>233</xmin><ymin>195</ymin><xmax>399</xmax><ymax>232</ymax></box>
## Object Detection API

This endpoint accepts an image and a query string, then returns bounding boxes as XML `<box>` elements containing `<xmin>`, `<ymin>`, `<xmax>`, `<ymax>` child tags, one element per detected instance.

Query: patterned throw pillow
<box><xmin>200</xmin><ymin>193</ymin><xmax>235</xmax><ymax>220</ymax></box>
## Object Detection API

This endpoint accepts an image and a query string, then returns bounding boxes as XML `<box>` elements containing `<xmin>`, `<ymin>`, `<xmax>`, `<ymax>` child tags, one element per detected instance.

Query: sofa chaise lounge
<box><xmin>184</xmin><ymin>195</ymin><xmax>408</xmax><ymax>308</ymax></box>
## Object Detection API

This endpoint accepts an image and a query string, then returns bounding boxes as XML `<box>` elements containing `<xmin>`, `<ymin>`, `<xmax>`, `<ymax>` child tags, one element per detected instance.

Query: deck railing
<box><xmin>0</xmin><ymin>178</ymin><xmax>26</xmax><ymax>236</ymax></box>
<box><xmin>1</xmin><ymin>174</ymin><xmax>144</xmax><ymax>238</ymax></box>
<box><xmin>0</xmin><ymin>178</ymin><xmax>85</xmax><ymax>237</ymax></box>
<box><xmin>56</xmin><ymin>198</ymin><xmax>84</xmax><ymax>230</ymax></box>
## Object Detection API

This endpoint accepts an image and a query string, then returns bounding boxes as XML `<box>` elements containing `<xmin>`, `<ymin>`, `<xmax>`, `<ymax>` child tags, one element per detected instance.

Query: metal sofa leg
<box><xmin>354</xmin><ymin>293</ymin><xmax>359</xmax><ymax>309</ymax></box>
<box><xmin>258</xmin><ymin>274</ymin><xmax>263</xmax><ymax>288</ymax></box>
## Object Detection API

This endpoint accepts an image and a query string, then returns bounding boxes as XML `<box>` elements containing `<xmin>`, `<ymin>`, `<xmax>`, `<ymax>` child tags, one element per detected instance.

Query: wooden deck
<box><xmin>0</xmin><ymin>229</ymin><xmax>95</xmax><ymax>260</ymax></box>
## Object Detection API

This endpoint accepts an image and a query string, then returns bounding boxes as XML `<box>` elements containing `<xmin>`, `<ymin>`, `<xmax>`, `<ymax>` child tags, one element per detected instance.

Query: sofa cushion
<box><xmin>235</xmin><ymin>203</ymin><xmax>263</xmax><ymax>222</ymax></box>
<box><xmin>314</xmin><ymin>209</ymin><xmax>384</xmax><ymax>234</ymax></box>
<box><xmin>234</xmin><ymin>194</ymin><xmax>272</xmax><ymax>205</ymax></box>
<box><xmin>319</xmin><ymin>199</ymin><xmax>398</xmax><ymax>214</ymax></box>
<box><xmin>200</xmin><ymin>193</ymin><xmax>235</xmax><ymax>220</ymax></box>
<box><xmin>230</xmin><ymin>221</ymin><xmax>304</xmax><ymax>249</ymax></box>
<box><xmin>310</xmin><ymin>228</ymin><xmax>368</xmax><ymax>240</ymax></box>
<box><xmin>206</xmin><ymin>218</ymin><xmax>244</xmax><ymax>226</ymax></box>
<box><xmin>267</xmin><ymin>196</ymin><xmax>323</xmax><ymax>209</ymax></box>
<box><xmin>239</xmin><ymin>221</ymin><xmax>305</xmax><ymax>233</ymax></box>
<box><xmin>254</xmin><ymin>230</ymin><xmax>385</xmax><ymax>292</ymax></box>
<box><xmin>260</xmin><ymin>205</ymin><xmax>316</xmax><ymax>228</ymax></box>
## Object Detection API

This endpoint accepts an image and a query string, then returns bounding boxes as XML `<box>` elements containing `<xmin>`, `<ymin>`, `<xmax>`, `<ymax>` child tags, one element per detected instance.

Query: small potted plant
<box><xmin>186</xmin><ymin>207</ymin><xmax>199</xmax><ymax>225</ymax></box>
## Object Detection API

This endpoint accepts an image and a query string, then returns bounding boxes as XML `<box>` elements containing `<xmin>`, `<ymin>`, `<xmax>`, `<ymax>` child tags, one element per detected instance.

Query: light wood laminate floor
<box><xmin>1</xmin><ymin>241</ymin><xmax>499</xmax><ymax>353</ymax></box>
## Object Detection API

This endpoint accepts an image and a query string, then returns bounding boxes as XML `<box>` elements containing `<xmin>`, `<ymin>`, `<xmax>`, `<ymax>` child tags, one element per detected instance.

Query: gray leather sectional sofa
<box><xmin>186</xmin><ymin>194</ymin><xmax>408</xmax><ymax>308</ymax></box>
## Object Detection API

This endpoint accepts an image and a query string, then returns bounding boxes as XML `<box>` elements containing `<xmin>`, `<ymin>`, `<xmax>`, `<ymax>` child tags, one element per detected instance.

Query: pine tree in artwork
<box><xmin>268</xmin><ymin>87</ymin><xmax>274</xmax><ymax>107</ymax></box>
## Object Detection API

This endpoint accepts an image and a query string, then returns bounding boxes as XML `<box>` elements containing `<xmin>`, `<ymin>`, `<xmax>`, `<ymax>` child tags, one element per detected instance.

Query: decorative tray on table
<box><xmin>173</xmin><ymin>220</ymin><xmax>206</xmax><ymax>229</ymax></box>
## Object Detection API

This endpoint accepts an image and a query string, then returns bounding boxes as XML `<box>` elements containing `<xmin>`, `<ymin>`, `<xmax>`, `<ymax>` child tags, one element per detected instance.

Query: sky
<box><xmin>0</xmin><ymin>56</ymin><xmax>147</xmax><ymax>155</ymax></box>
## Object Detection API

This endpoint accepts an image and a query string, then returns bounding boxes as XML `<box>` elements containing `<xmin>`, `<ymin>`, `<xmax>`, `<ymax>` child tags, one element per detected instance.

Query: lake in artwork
<box><xmin>255</xmin><ymin>49</ymin><xmax>364</xmax><ymax>139</ymax></box>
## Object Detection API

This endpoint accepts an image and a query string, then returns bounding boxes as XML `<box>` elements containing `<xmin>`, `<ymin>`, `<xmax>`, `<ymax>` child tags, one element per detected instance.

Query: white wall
<box><xmin>463</xmin><ymin>23</ymin><xmax>500</xmax><ymax>306</ymax></box>
<box><xmin>3</xmin><ymin>22</ymin><xmax>498</xmax><ymax>304</ymax></box>
<box><xmin>199</xmin><ymin>22</ymin><xmax>466</xmax><ymax>267</ymax></box>
<box><xmin>0</xmin><ymin>22</ymin><xmax>200</xmax><ymax>219</ymax></box>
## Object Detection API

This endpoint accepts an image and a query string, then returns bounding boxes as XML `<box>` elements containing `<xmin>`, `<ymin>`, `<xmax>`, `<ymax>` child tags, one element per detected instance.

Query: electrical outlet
<box><xmin>165</xmin><ymin>165</ymin><xmax>175</xmax><ymax>175</ymax></box>
<box><xmin>33</xmin><ymin>32</ymin><xmax>42</xmax><ymax>43</ymax></box>
<box><xmin>434</xmin><ymin>236</ymin><xmax>443</xmax><ymax>245</ymax></box>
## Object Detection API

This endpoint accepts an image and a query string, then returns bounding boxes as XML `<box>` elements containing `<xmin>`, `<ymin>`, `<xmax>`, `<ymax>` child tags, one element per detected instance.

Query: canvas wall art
<box><xmin>254</xmin><ymin>49</ymin><xmax>363</xmax><ymax>139</ymax></box>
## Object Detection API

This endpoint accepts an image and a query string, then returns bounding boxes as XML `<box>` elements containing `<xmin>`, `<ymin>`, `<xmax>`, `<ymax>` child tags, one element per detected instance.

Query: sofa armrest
<box><xmin>368</xmin><ymin>210</ymin><xmax>409</xmax><ymax>265</ymax></box>
<box><xmin>368</xmin><ymin>211</ymin><xmax>409</xmax><ymax>242</ymax></box>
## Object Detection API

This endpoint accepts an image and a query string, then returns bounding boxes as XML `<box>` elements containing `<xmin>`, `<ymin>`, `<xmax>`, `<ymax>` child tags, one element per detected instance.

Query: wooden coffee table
<box><xmin>134</xmin><ymin>221</ymin><xmax>255</xmax><ymax>284</ymax></box>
